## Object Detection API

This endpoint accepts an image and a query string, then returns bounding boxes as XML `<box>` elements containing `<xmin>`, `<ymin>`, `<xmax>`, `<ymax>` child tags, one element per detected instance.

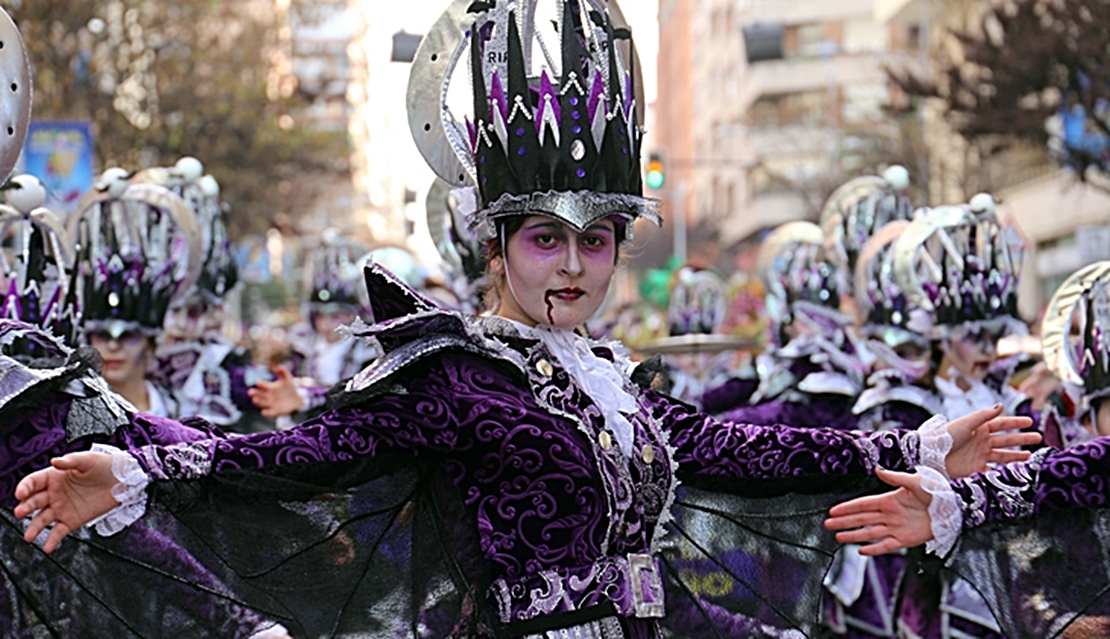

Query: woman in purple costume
<box><xmin>11</xmin><ymin>2</ymin><xmax>1038</xmax><ymax>638</ymax></box>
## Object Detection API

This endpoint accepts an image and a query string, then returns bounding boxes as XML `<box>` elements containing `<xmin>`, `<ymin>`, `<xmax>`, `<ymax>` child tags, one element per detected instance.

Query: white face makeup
<box><xmin>494</xmin><ymin>216</ymin><xmax>616</xmax><ymax>330</ymax></box>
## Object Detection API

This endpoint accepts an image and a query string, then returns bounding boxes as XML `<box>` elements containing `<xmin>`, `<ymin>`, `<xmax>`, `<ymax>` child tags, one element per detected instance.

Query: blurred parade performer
<box><xmin>66</xmin><ymin>167</ymin><xmax>205</xmax><ymax>416</ymax></box>
<box><xmin>824</xmin><ymin>195</ymin><xmax>1048</xmax><ymax>639</ymax></box>
<box><xmin>425</xmin><ymin>176</ymin><xmax>489</xmax><ymax>312</ymax></box>
<box><xmin>5</xmin><ymin>1</ymin><xmax>1039</xmax><ymax>637</ymax></box>
<box><xmin>248</xmin><ymin>229</ymin><xmax>379</xmax><ymax>422</ymax></box>
<box><xmin>0</xmin><ymin>17</ymin><xmax>289</xmax><ymax>633</ymax></box>
<box><xmin>824</xmin><ymin>264</ymin><xmax>1110</xmax><ymax>638</ymax></box>
<box><xmin>632</xmin><ymin>263</ymin><xmax>750</xmax><ymax>405</ymax></box>
<box><xmin>819</xmin><ymin>164</ymin><xmax>915</xmax><ymax>318</ymax></box>
<box><xmin>702</xmin><ymin>221</ymin><xmax>872</xmax><ymax>429</ymax></box>
<box><xmin>849</xmin><ymin>219</ymin><xmax>940</xmax><ymax>434</ymax></box>
<box><xmin>133</xmin><ymin>158</ymin><xmax>274</xmax><ymax>433</ymax></box>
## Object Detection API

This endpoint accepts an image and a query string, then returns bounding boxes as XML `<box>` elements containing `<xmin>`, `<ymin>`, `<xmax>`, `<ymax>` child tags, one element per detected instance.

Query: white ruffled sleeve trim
<box><xmin>916</xmin><ymin>414</ymin><xmax>952</xmax><ymax>479</ymax></box>
<box><xmin>85</xmin><ymin>443</ymin><xmax>151</xmax><ymax>536</ymax></box>
<box><xmin>917</xmin><ymin>465</ymin><xmax>962</xmax><ymax>557</ymax></box>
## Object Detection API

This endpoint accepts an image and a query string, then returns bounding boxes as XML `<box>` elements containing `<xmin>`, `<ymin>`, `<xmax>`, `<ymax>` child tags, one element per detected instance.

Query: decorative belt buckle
<box><xmin>627</xmin><ymin>553</ymin><xmax>665</xmax><ymax>618</ymax></box>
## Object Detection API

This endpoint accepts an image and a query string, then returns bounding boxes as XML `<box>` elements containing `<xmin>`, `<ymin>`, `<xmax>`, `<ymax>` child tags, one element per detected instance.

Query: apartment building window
<box><xmin>841</xmin><ymin>84</ymin><xmax>888</xmax><ymax>123</ymax></box>
<box><xmin>743</xmin><ymin>24</ymin><xmax>784</xmax><ymax>63</ymax></box>
<box><xmin>784</xmin><ymin>23</ymin><xmax>838</xmax><ymax>58</ymax></box>
<box><xmin>750</xmin><ymin>90</ymin><xmax>828</xmax><ymax>127</ymax></box>
<box><xmin>843</xmin><ymin>19</ymin><xmax>888</xmax><ymax>53</ymax></box>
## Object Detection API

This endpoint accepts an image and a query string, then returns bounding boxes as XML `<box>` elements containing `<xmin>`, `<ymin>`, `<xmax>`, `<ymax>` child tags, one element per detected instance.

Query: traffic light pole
<box><xmin>672</xmin><ymin>180</ymin><xmax>687</xmax><ymax>264</ymax></box>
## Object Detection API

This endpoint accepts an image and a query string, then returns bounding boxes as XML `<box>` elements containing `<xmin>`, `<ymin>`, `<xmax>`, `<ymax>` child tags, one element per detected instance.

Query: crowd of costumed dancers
<box><xmin>0</xmin><ymin>1</ymin><xmax>1104</xmax><ymax>638</ymax></box>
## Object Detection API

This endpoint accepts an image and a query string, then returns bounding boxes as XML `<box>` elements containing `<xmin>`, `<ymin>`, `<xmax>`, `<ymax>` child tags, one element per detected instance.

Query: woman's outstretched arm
<box><xmin>653</xmin><ymin>392</ymin><xmax>1039</xmax><ymax>481</ymax></box>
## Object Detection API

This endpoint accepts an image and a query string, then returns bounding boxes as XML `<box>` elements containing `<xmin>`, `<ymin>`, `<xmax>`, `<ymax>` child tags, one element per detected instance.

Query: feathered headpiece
<box><xmin>407</xmin><ymin>0</ymin><xmax>660</xmax><ymax>241</ymax></box>
<box><xmin>892</xmin><ymin>194</ymin><xmax>1025</xmax><ymax>338</ymax></box>
<box><xmin>1042</xmin><ymin>261</ymin><xmax>1110</xmax><ymax>402</ymax></box>
<box><xmin>0</xmin><ymin>175</ymin><xmax>78</xmax><ymax>346</ymax></box>
<box><xmin>820</xmin><ymin>165</ymin><xmax>915</xmax><ymax>289</ymax></box>
<box><xmin>67</xmin><ymin>171</ymin><xmax>203</xmax><ymax>337</ymax></box>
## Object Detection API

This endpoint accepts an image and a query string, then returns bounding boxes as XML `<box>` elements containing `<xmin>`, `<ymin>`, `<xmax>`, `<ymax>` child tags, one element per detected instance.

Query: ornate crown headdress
<box><xmin>0</xmin><ymin>175</ymin><xmax>78</xmax><ymax>346</ymax></box>
<box><xmin>1042</xmin><ymin>261</ymin><xmax>1110</xmax><ymax>402</ymax></box>
<box><xmin>892</xmin><ymin>195</ymin><xmax>1026</xmax><ymax>338</ymax></box>
<box><xmin>408</xmin><ymin>0</ymin><xmax>660</xmax><ymax>241</ymax></box>
<box><xmin>820</xmin><ymin>166</ymin><xmax>915</xmax><ymax>290</ymax></box>
<box><xmin>132</xmin><ymin>158</ymin><xmax>238</xmax><ymax>304</ymax></box>
<box><xmin>67</xmin><ymin>171</ymin><xmax>203</xmax><ymax>337</ymax></box>
<box><xmin>667</xmin><ymin>266</ymin><xmax>727</xmax><ymax>337</ymax></box>
<box><xmin>757</xmin><ymin>221</ymin><xmax>841</xmax><ymax>338</ymax></box>
<box><xmin>305</xmin><ymin>230</ymin><xmax>372</xmax><ymax>314</ymax></box>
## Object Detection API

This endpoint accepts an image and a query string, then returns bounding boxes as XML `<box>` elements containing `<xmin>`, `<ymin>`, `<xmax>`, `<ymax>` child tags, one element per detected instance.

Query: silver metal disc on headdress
<box><xmin>1041</xmin><ymin>261</ymin><xmax>1110</xmax><ymax>386</ymax></box>
<box><xmin>0</xmin><ymin>8</ymin><xmax>32</xmax><ymax>182</ymax></box>
<box><xmin>426</xmin><ymin>177</ymin><xmax>463</xmax><ymax>270</ymax></box>
<box><xmin>67</xmin><ymin>183</ymin><xmax>205</xmax><ymax>306</ymax></box>
<box><xmin>854</xmin><ymin>221</ymin><xmax>907</xmax><ymax>299</ymax></box>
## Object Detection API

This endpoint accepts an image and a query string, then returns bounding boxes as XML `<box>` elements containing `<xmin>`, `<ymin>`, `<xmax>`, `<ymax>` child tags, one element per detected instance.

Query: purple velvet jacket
<box><xmin>117</xmin><ymin>266</ymin><xmax>934</xmax><ymax>637</ymax></box>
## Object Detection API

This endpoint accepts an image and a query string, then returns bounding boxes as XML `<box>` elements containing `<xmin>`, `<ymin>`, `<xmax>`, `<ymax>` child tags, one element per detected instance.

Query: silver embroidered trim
<box><xmin>475</xmin><ymin>190</ymin><xmax>662</xmax><ymax>241</ymax></box>
<box><xmin>138</xmin><ymin>440</ymin><xmax>214</xmax><ymax>481</ymax></box>
<box><xmin>961</xmin><ymin>448</ymin><xmax>1050</xmax><ymax>528</ymax></box>
<box><xmin>521</xmin><ymin>615</ymin><xmax>626</xmax><ymax>639</ymax></box>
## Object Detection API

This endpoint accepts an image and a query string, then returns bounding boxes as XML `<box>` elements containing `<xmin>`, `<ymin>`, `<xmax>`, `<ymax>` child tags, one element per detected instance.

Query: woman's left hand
<box><xmin>944</xmin><ymin>404</ymin><xmax>1039</xmax><ymax>478</ymax></box>
<box><xmin>824</xmin><ymin>467</ymin><xmax>934</xmax><ymax>555</ymax></box>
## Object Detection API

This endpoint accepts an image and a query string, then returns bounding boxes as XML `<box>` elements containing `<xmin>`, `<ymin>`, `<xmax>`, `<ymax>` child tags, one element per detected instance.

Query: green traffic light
<box><xmin>646</xmin><ymin>161</ymin><xmax>665</xmax><ymax>189</ymax></box>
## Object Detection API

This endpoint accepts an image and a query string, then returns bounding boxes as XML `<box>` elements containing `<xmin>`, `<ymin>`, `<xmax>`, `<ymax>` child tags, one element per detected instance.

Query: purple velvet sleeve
<box><xmin>952</xmin><ymin>438</ymin><xmax>1110</xmax><ymax>529</ymax></box>
<box><xmin>644</xmin><ymin>389</ymin><xmax>920</xmax><ymax>479</ymax></box>
<box><xmin>132</xmin><ymin>358</ymin><xmax>469</xmax><ymax>480</ymax></box>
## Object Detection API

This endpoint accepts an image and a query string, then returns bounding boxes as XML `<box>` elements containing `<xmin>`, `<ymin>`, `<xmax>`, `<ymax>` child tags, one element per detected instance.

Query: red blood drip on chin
<box><xmin>544</xmin><ymin>291</ymin><xmax>556</xmax><ymax>325</ymax></box>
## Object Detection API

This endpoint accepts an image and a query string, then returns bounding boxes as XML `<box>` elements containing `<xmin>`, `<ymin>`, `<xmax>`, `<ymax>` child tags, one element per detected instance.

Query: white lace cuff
<box><xmin>917</xmin><ymin>465</ymin><xmax>962</xmax><ymax>557</ymax></box>
<box><xmin>916</xmin><ymin>414</ymin><xmax>952</xmax><ymax>479</ymax></box>
<box><xmin>86</xmin><ymin>443</ymin><xmax>151</xmax><ymax>536</ymax></box>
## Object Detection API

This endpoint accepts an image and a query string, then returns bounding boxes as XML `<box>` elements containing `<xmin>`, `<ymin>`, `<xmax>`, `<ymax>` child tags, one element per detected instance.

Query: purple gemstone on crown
<box><xmin>576</xmin><ymin>169</ymin><xmax>586</xmax><ymax>178</ymax></box>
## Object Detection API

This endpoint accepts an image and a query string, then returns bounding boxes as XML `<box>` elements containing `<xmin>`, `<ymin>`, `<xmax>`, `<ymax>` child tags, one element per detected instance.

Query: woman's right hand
<box><xmin>14</xmin><ymin>451</ymin><xmax>120</xmax><ymax>553</ymax></box>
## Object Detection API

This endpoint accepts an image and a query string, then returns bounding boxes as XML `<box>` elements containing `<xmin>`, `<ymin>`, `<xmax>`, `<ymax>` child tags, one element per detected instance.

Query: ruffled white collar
<box><xmin>507</xmin><ymin>320</ymin><xmax>638</xmax><ymax>458</ymax></box>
